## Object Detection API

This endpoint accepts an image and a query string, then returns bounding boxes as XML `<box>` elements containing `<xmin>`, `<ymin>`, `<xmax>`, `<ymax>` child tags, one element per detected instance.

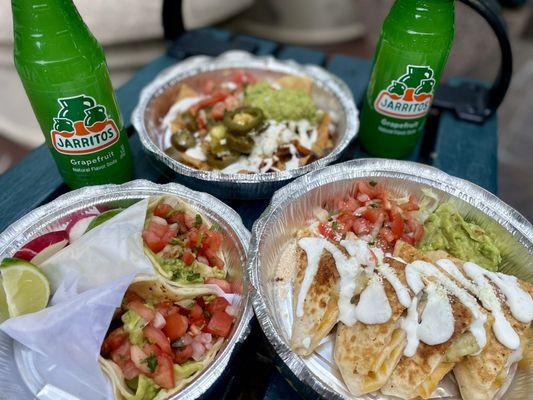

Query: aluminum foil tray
<box><xmin>248</xmin><ymin>158</ymin><xmax>533</xmax><ymax>400</ymax></box>
<box><xmin>132</xmin><ymin>50</ymin><xmax>359</xmax><ymax>200</ymax></box>
<box><xmin>0</xmin><ymin>180</ymin><xmax>252</xmax><ymax>400</ymax></box>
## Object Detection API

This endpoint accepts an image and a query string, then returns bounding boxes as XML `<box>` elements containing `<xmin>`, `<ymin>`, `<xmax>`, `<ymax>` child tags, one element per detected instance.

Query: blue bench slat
<box><xmin>196</xmin><ymin>27</ymin><xmax>232</xmax><ymax>41</ymax></box>
<box><xmin>233</xmin><ymin>34</ymin><xmax>279</xmax><ymax>55</ymax></box>
<box><xmin>116</xmin><ymin>55</ymin><xmax>179</xmax><ymax>127</ymax></box>
<box><xmin>432</xmin><ymin>109</ymin><xmax>497</xmax><ymax>193</ymax></box>
<box><xmin>326</xmin><ymin>54</ymin><xmax>372</xmax><ymax>105</ymax></box>
<box><xmin>277</xmin><ymin>45</ymin><xmax>326</xmax><ymax>66</ymax></box>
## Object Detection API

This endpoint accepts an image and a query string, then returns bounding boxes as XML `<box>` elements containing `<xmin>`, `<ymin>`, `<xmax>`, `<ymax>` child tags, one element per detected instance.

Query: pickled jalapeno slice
<box><xmin>226</xmin><ymin>133</ymin><xmax>254</xmax><ymax>154</ymax></box>
<box><xmin>171</xmin><ymin>130</ymin><xmax>196</xmax><ymax>151</ymax></box>
<box><xmin>223</xmin><ymin>106</ymin><xmax>264</xmax><ymax>135</ymax></box>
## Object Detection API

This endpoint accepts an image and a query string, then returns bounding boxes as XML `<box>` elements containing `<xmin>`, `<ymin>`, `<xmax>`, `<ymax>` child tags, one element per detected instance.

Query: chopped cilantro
<box><xmin>370</xmin><ymin>202</ymin><xmax>378</xmax><ymax>208</ymax></box>
<box><xmin>144</xmin><ymin>353</ymin><xmax>158</xmax><ymax>373</ymax></box>
<box><xmin>165</xmin><ymin>209</ymin><xmax>177</xmax><ymax>218</ymax></box>
<box><xmin>195</xmin><ymin>232</ymin><xmax>204</xmax><ymax>252</ymax></box>
<box><xmin>194</xmin><ymin>214</ymin><xmax>203</xmax><ymax>227</ymax></box>
<box><xmin>331</xmin><ymin>221</ymin><xmax>339</xmax><ymax>230</ymax></box>
<box><xmin>327</xmin><ymin>216</ymin><xmax>333</xmax><ymax>222</ymax></box>
<box><xmin>170</xmin><ymin>237</ymin><xmax>184</xmax><ymax>246</ymax></box>
<box><xmin>187</xmin><ymin>272</ymin><xmax>201</xmax><ymax>282</ymax></box>
<box><xmin>210</xmin><ymin>222</ymin><xmax>221</xmax><ymax>231</ymax></box>
<box><xmin>369</xmin><ymin>180</ymin><xmax>377</xmax><ymax>187</ymax></box>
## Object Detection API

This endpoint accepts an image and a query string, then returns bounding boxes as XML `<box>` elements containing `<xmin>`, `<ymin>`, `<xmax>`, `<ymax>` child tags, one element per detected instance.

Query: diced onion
<box><xmin>191</xmin><ymin>341</ymin><xmax>205</xmax><ymax>361</ymax></box>
<box><xmin>198</xmin><ymin>333</ymin><xmax>212</xmax><ymax>344</ymax></box>
<box><xmin>197</xmin><ymin>255</ymin><xmax>209</xmax><ymax>265</ymax></box>
<box><xmin>354</xmin><ymin>206</ymin><xmax>367</xmax><ymax>216</ymax></box>
<box><xmin>182</xmin><ymin>335</ymin><xmax>193</xmax><ymax>345</ymax></box>
<box><xmin>225</xmin><ymin>305</ymin><xmax>238</xmax><ymax>317</ymax></box>
<box><xmin>168</xmin><ymin>223</ymin><xmax>178</xmax><ymax>231</ymax></box>
<box><xmin>357</xmin><ymin>193</ymin><xmax>370</xmax><ymax>203</ymax></box>
<box><xmin>153</xmin><ymin>312</ymin><xmax>166</xmax><ymax>329</ymax></box>
<box><xmin>151</xmin><ymin>215</ymin><xmax>167</xmax><ymax>226</ymax></box>
<box><xmin>312</xmin><ymin>207</ymin><xmax>329</xmax><ymax>221</ymax></box>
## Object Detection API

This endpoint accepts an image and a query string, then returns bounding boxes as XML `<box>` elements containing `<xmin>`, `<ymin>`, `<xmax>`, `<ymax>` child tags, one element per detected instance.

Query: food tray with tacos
<box><xmin>0</xmin><ymin>180</ymin><xmax>251</xmax><ymax>400</ymax></box>
<box><xmin>249</xmin><ymin>159</ymin><xmax>533</xmax><ymax>400</ymax></box>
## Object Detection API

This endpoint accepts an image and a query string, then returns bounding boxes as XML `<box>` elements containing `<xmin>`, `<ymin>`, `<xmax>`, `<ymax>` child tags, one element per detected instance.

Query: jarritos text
<box><xmin>374</xmin><ymin>65</ymin><xmax>435</xmax><ymax>119</ymax></box>
<box><xmin>50</xmin><ymin>95</ymin><xmax>120</xmax><ymax>155</ymax></box>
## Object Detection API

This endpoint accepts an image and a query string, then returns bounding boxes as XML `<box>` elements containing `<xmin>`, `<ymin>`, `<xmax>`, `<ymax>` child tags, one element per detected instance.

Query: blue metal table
<box><xmin>0</xmin><ymin>28</ymin><xmax>498</xmax><ymax>399</ymax></box>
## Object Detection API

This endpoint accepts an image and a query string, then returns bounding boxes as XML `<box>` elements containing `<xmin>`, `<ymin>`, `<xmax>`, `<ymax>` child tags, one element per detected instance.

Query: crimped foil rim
<box><xmin>131</xmin><ymin>50</ymin><xmax>359</xmax><ymax>184</ymax></box>
<box><xmin>247</xmin><ymin>158</ymin><xmax>533</xmax><ymax>400</ymax></box>
<box><xmin>0</xmin><ymin>179</ymin><xmax>253</xmax><ymax>400</ymax></box>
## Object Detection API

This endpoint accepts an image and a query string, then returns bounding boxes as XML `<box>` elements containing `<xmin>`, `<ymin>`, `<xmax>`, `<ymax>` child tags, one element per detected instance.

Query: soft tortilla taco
<box><xmin>99</xmin><ymin>274</ymin><xmax>236</xmax><ymax>400</ymax></box>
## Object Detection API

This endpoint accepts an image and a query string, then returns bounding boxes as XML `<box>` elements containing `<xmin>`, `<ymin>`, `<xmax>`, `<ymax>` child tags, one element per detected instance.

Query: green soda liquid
<box><xmin>12</xmin><ymin>0</ymin><xmax>134</xmax><ymax>188</ymax></box>
<box><xmin>359</xmin><ymin>0</ymin><xmax>455</xmax><ymax>158</ymax></box>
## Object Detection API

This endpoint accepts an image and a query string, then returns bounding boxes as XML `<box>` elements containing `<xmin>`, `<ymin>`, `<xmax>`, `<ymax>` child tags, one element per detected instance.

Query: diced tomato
<box><xmin>363</xmin><ymin>207</ymin><xmax>385</xmax><ymax>223</ymax></box>
<box><xmin>224</xmin><ymin>95</ymin><xmax>240</xmax><ymax>111</ymax></box>
<box><xmin>155</xmin><ymin>302</ymin><xmax>180</xmax><ymax>317</ymax></box>
<box><xmin>186</xmin><ymin>229</ymin><xmax>203</xmax><ymax>250</ymax></box>
<box><xmin>337</xmin><ymin>214</ymin><xmax>356</xmax><ymax>233</ymax></box>
<box><xmin>207</xmin><ymin>297</ymin><xmax>230</xmax><ymax>315</ymax></box>
<box><xmin>189</xmin><ymin>92</ymin><xmax>228</xmax><ymax>115</ymax></box>
<box><xmin>142</xmin><ymin>230</ymin><xmax>167</xmax><ymax>253</ymax></box>
<box><xmin>379</xmin><ymin>227</ymin><xmax>395</xmax><ymax>243</ymax></box>
<box><xmin>399</xmin><ymin>195</ymin><xmax>420</xmax><ymax>211</ymax></box>
<box><xmin>390</xmin><ymin>213</ymin><xmax>404</xmax><ymax>238</ymax></box>
<box><xmin>351</xmin><ymin>218</ymin><xmax>372</xmax><ymax>235</ymax></box>
<box><xmin>211</xmin><ymin>101</ymin><xmax>226</xmax><ymax>120</ymax></box>
<box><xmin>154</xmin><ymin>204</ymin><xmax>173</xmax><ymax>219</ymax></box>
<box><xmin>206</xmin><ymin>311</ymin><xmax>234</xmax><ymax>337</ymax></box>
<box><xmin>110</xmin><ymin>339</ymin><xmax>131</xmax><ymax>367</ymax></box>
<box><xmin>130</xmin><ymin>345</ymin><xmax>152</xmax><ymax>374</ymax></box>
<box><xmin>152</xmin><ymin>353</ymin><xmax>175</xmax><ymax>389</ymax></box>
<box><xmin>205</xmin><ymin>278</ymin><xmax>231</xmax><ymax>293</ymax></box>
<box><xmin>412</xmin><ymin>223</ymin><xmax>424</xmax><ymax>242</ymax></box>
<box><xmin>143</xmin><ymin>325</ymin><xmax>172</xmax><ymax>355</ymax></box>
<box><xmin>338</xmin><ymin>196</ymin><xmax>360</xmax><ymax>213</ymax></box>
<box><xmin>127</xmin><ymin>301</ymin><xmax>155</xmax><ymax>323</ymax></box>
<box><xmin>167</xmin><ymin>210</ymin><xmax>185</xmax><ymax>226</ymax></box>
<box><xmin>142</xmin><ymin>343</ymin><xmax>163</xmax><ymax>358</ymax></box>
<box><xmin>147</xmin><ymin>219</ymin><xmax>168</xmax><ymax>237</ymax></box>
<box><xmin>173</xmin><ymin>344</ymin><xmax>193</xmax><ymax>364</ymax></box>
<box><xmin>163</xmin><ymin>314</ymin><xmax>189</xmax><ymax>341</ymax></box>
<box><xmin>190</xmin><ymin>315</ymin><xmax>207</xmax><ymax>330</ymax></box>
<box><xmin>123</xmin><ymin>291</ymin><xmax>143</xmax><ymax>304</ymax></box>
<box><xmin>183</xmin><ymin>212</ymin><xmax>196</xmax><ymax>229</ymax></box>
<box><xmin>202</xmin><ymin>230</ymin><xmax>223</xmax><ymax>252</ymax></box>
<box><xmin>202</xmin><ymin>79</ymin><xmax>215</xmax><ymax>94</ymax></box>
<box><xmin>204</xmin><ymin>249</ymin><xmax>224</xmax><ymax>269</ymax></box>
<box><xmin>401</xmin><ymin>234</ymin><xmax>415</xmax><ymax>245</ymax></box>
<box><xmin>101</xmin><ymin>327</ymin><xmax>128</xmax><ymax>356</ymax></box>
<box><xmin>121</xmin><ymin>360</ymin><xmax>141</xmax><ymax>380</ymax></box>
<box><xmin>318</xmin><ymin>222</ymin><xmax>336</xmax><ymax>240</ymax></box>
<box><xmin>182</xmin><ymin>251</ymin><xmax>196</xmax><ymax>266</ymax></box>
<box><xmin>190</xmin><ymin>303</ymin><xmax>203</xmax><ymax>320</ymax></box>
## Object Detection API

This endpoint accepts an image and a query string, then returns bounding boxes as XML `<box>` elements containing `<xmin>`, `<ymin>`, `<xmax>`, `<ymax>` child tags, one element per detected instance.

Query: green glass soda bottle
<box><xmin>12</xmin><ymin>0</ymin><xmax>134</xmax><ymax>188</ymax></box>
<box><xmin>359</xmin><ymin>0</ymin><xmax>454</xmax><ymax>158</ymax></box>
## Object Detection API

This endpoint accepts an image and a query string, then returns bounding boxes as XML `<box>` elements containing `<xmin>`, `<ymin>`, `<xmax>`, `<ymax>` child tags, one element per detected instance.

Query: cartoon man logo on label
<box><xmin>50</xmin><ymin>94</ymin><xmax>120</xmax><ymax>155</ymax></box>
<box><xmin>374</xmin><ymin>65</ymin><xmax>436</xmax><ymax>119</ymax></box>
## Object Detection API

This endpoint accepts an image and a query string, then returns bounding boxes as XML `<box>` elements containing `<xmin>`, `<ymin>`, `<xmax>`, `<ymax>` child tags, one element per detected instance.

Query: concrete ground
<box><xmin>0</xmin><ymin>0</ymin><xmax>531</xmax><ymax>220</ymax></box>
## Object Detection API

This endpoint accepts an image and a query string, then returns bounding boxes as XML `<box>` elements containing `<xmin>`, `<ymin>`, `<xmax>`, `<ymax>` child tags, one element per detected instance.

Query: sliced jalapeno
<box><xmin>171</xmin><ymin>130</ymin><xmax>196</xmax><ymax>151</ymax></box>
<box><xmin>226</xmin><ymin>133</ymin><xmax>254</xmax><ymax>154</ymax></box>
<box><xmin>206</xmin><ymin>152</ymin><xmax>239</xmax><ymax>169</ymax></box>
<box><xmin>223</xmin><ymin>106</ymin><xmax>264</xmax><ymax>135</ymax></box>
<box><xmin>208</xmin><ymin>125</ymin><xmax>229</xmax><ymax>155</ymax></box>
<box><xmin>181</xmin><ymin>112</ymin><xmax>198</xmax><ymax>132</ymax></box>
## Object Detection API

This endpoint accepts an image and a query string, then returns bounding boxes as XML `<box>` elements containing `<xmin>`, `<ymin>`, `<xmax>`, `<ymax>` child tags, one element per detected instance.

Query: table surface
<box><xmin>0</xmin><ymin>28</ymin><xmax>499</xmax><ymax>400</ymax></box>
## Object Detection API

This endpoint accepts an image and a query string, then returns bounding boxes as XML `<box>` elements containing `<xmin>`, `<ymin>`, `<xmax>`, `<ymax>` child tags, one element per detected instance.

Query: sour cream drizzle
<box><xmin>295</xmin><ymin>236</ymin><xmax>533</xmax><ymax>357</ymax></box>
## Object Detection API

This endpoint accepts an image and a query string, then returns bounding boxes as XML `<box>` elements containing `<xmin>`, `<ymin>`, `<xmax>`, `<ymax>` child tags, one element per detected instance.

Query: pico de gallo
<box><xmin>310</xmin><ymin>180</ymin><xmax>424</xmax><ymax>253</ymax></box>
<box><xmin>142</xmin><ymin>198</ymin><xmax>229</xmax><ymax>285</ymax></box>
<box><xmin>101</xmin><ymin>288</ymin><xmax>237</xmax><ymax>397</ymax></box>
<box><xmin>163</xmin><ymin>69</ymin><xmax>336</xmax><ymax>174</ymax></box>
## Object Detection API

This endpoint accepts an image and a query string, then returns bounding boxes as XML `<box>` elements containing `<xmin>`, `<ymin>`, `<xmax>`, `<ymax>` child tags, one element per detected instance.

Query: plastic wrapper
<box><xmin>0</xmin><ymin>180</ymin><xmax>252</xmax><ymax>400</ymax></box>
<box><xmin>248</xmin><ymin>158</ymin><xmax>533</xmax><ymax>400</ymax></box>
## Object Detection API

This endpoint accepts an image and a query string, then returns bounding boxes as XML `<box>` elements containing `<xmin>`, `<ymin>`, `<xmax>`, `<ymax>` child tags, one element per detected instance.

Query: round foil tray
<box><xmin>0</xmin><ymin>180</ymin><xmax>252</xmax><ymax>400</ymax></box>
<box><xmin>132</xmin><ymin>50</ymin><xmax>359</xmax><ymax>200</ymax></box>
<box><xmin>248</xmin><ymin>159</ymin><xmax>533</xmax><ymax>400</ymax></box>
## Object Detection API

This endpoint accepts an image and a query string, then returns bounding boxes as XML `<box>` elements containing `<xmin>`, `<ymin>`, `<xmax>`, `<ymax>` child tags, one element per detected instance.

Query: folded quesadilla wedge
<box><xmin>290</xmin><ymin>238</ymin><xmax>340</xmax><ymax>355</ymax></box>
<box><xmin>334</xmin><ymin>256</ymin><xmax>410</xmax><ymax>396</ymax></box>
<box><xmin>381</xmin><ymin>243</ymin><xmax>475</xmax><ymax>399</ymax></box>
<box><xmin>425</xmin><ymin>250</ymin><xmax>533</xmax><ymax>400</ymax></box>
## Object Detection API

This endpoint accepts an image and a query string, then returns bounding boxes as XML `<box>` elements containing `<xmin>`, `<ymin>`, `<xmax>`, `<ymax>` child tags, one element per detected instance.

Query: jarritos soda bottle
<box><xmin>12</xmin><ymin>0</ymin><xmax>133</xmax><ymax>188</ymax></box>
<box><xmin>359</xmin><ymin>0</ymin><xmax>454</xmax><ymax>158</ymax></box>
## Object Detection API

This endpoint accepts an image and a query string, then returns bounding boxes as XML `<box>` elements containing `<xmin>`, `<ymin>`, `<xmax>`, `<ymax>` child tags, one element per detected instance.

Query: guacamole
<box><xmin>418</xmin><ymin>203</ymin><xmax>502</xmax><ymax>271</ymax></box>
<box><xmin>244</xmin><ymin>82</ymin><xmax>317</xmax><ymax>122</ymax></box>
<box><xmin>122</xmin><ymin>309</ymin><xmax>146</xmax><ymax>345</ymax></box>
<box><xmin>126</xmin><ymin>374</ymin><xmax>159</xmax><ymax>400</ymax></box>
<box><xmin>156</xmin><ymin>256</ymin><xmax>226</xmax><ymax>284</ymax></box>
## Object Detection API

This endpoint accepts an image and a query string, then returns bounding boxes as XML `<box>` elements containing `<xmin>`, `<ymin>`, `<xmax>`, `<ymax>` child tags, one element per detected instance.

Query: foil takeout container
<box><xmin>132</xmin><ymin>50</ymin><xmax>359</xmax><ymax>200</ymax></box>
<box><xmin>0</xmin><ymin>180</ymin><xmax>252</xmax><ymax>400</ymax></box>
<box><xmin>248</xmin><ymin>158</ymin><xmax>533</xmax><ymax>400</ymax></box>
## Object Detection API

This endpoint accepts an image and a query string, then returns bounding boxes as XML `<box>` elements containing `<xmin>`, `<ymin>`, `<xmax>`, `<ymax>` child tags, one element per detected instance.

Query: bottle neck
<box><xmin>12</xmin><ymin>0</ymin><xmax>86</xmax><ymax>35</ymax></box>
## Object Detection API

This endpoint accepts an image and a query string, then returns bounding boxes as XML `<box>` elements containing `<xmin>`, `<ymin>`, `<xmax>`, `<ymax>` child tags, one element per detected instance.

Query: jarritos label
<box><xmin>50</xmin><ymin>95</ymin><xmax>120</xmax><ymax>155</ymax></box>
<box><xmin>374</xmin><ymin>65</ymin><xmax>436</xmax><ymax>119</ymax></box>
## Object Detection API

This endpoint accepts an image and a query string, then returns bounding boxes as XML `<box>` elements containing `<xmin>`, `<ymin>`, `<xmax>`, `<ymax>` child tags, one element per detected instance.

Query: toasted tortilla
<box><xmin>290</xmin><ymin>243</ymin><xmax>340</xmax><ymax>355</ymax></box>
<box><xmin>424</xmin><ymin>250</ymin><xmax>533</xmax><ymax>400</ymax></box>
<box><xmin>381</xmin><ymin>243</ymin><xmax>474</xmax><ymax>399</ymax></box>
<box><xmin>334</xmin><ymin>256</ymin><xmax>409</xmax><ymax>395</ymax></box>
<box><xmin>99</xmin><ymin>274</ymin><xmax>226</xmax><ymax>400</ymax></box>
<box><xmin>276</xmin><ymin>75</ymin><xmax>313</xmax><ymax>94</ymax></box>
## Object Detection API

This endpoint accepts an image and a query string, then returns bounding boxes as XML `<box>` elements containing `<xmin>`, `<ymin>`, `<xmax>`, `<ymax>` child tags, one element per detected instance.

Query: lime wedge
<box><xmin>0</xmin><ymin>277</ymin><xmax>9</xmax><ymax>323</ymax></box>
<box><xmin>0</xmin><ymin>258</ymin><xmax>50</xmax><ymax>317</ymax></box>
<box><xmin>86</xmin><ymin>208</ymin><xmax>123</xmax><ymax>231</ymax></box>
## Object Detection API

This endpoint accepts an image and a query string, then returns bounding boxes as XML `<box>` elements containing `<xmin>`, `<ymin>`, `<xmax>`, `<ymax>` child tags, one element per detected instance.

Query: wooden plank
<box><xmin>233</xmin><ymin>34</ymin><xmax>279</xmax><ymax>55</ymax></box>
<box><xmin>277</xmin><ymin>45</ymin><xmax>326</xmax><ymax>65</ymax></box>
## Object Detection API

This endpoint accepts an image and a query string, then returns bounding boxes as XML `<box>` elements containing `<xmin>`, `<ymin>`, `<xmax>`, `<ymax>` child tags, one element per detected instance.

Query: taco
<box><xmin>100</xmin><ymin>275</ymin><xmax>236</xmax><ymax>400</ymax></box>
